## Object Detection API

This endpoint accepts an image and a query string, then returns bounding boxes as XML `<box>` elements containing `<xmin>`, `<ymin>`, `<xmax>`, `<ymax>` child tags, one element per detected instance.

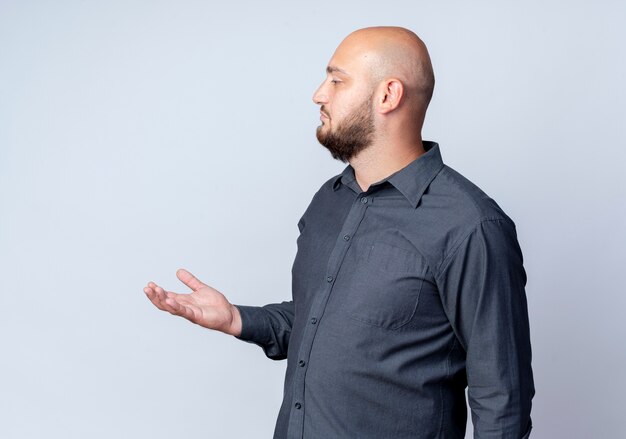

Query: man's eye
<box><xmin>330</xmin><ymin>79</ymin><xmax>340</xmax><ymax>84</ymax></box>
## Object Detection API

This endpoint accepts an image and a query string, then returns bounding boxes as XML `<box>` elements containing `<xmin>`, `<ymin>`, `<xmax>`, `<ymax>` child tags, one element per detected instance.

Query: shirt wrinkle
<box><xmin>434</xmin><ymin>217</ymin><xmax>508</xmax><ymax>279</ymax></box>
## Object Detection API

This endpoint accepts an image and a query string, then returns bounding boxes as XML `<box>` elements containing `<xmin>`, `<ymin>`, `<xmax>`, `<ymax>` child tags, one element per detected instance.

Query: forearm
<box><xmin>232</xmin><ymin>301</ymin><xmax>295</xmax><ymax>360</ymax></box>
<box><xmin>467</xmin><ymin>329</ymin><xmax>534</xmax><ymax>438</ymax></box>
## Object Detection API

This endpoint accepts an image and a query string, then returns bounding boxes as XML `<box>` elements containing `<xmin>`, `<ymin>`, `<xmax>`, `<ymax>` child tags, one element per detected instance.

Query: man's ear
<box><xmin>378</xmin><ymin>78</ymin><xmax>404</xmax><ymax>114</ymax></box>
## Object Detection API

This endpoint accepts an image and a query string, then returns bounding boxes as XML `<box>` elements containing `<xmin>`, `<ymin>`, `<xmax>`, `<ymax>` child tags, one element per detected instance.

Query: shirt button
<box><xmin>310</xmin><ymin>317</ymin><xmax>317</xmax><ymax>324</ymax></box>
<box><xmin>294</xmin><ymin>402</ymin><xmax>302</xmax><ymax>409</ymax></box>
<box><xmin>343</xmin><ymin>234</ymin><xmax>350</xmax><ymax>241</ymax></box>
<box><xmin>298</xmin><ymin>360</ymin><xmax>306</xmax><ymax>367</ymax></box>
<box><xmin>361</xmin><ymin>196</ymin><xmax>368</xmax><ymax>204</ymax></box>
<box><xmin>326</xmin><ymin>275</ymin><xmax>333</xmax><ymax>282</ymax></box>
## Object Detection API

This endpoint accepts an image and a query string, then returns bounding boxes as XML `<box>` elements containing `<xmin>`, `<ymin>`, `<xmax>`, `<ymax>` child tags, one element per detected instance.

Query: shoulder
<box><xmin>430</xmin><ymin>164</ymin><xmax>513</xmax><ymax>225</ymax></box>
<box><xmin>413</xmin><ymin>164</ymin><xmax>519</xmax><ymax>272</ymax></box>
<box><xmin>296</xmin><ymin>173</ymin><xmax>343</xmax><ymax>232</ymax></box>
<box><xmin>305</xmin><ymin>174</ymin><xmax>340</xmax><ymax>207</ymax></box>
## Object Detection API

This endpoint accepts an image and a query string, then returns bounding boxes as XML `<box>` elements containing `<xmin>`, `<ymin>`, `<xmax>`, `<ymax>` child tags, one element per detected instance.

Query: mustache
<box><xmin>320</xmin><ymin>106</ymin><xmax>330</xmax><ymax>119</ymax></box>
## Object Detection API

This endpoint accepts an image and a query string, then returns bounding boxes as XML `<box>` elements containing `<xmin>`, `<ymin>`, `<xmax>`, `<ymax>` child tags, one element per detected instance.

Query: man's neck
<box><xmin>351</xmin><ymin>139</ymin><xmax>426</xmax><ymax>192</ymax></box>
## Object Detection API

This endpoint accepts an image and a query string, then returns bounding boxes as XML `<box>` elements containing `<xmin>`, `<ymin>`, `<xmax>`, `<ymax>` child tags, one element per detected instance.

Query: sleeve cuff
<box><xmin>233</xmin><ymin>304</ymin><xmax>271</xmax><ymax>345</ymax></box>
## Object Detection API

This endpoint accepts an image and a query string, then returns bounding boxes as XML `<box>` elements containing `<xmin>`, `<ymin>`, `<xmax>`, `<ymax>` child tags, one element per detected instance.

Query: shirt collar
<box><xmin>331</xmin><ymin>140</ymin><xmax>444</xmax><ymax>209</ymax></box>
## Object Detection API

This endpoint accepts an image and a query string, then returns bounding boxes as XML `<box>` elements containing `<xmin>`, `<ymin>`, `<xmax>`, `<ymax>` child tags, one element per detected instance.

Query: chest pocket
<box><xmin>343</xmin><ymin>239</ymin><xmax>425</xmax><ymax>330</ymax></box>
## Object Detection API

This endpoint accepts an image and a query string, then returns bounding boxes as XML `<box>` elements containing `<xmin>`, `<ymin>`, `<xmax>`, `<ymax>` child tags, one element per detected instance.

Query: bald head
<box><xmin>334</xmin><ymin>26</ymin><xmax>435</xmax><ymax>115</ymax></box>
<box><xmin>312</xmin><ymin>26</ymin><xmax>435</xmax><ymax>161</ymax></box>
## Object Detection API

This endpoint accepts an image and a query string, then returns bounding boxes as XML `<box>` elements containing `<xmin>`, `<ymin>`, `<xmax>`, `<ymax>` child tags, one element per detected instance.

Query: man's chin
<box><xmin>316</xmin><ymin>127</ymin><xmax>330</xmax><ymax>144</ymax></box>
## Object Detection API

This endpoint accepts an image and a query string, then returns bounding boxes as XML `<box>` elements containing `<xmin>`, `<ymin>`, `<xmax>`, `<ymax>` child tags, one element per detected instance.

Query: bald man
<box><xmin>144</xmin><ymin>27</ymin><xmax>535</xmax><ymax>439</ymax></box>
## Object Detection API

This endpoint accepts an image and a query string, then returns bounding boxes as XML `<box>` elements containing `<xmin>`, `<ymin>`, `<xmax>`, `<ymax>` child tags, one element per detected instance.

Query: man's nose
<box><xmin>312</xmin><ymin>83</ymin><xmax>328</xmax><ymax>105</ymax></box>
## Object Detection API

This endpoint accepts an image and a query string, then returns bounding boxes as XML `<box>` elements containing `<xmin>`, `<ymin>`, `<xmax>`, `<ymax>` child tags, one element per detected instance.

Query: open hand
<box><xmin>143</xmin><ymin>268</ymin><xmax>242</xmax><ymax>336</ymax></box>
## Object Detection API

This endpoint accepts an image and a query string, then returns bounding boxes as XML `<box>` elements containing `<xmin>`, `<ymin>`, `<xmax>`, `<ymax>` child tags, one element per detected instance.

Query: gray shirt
<box><xmin>235</xmin><ymin>141</ymin><xmax>534</xmax><ymax>439</ymax></box>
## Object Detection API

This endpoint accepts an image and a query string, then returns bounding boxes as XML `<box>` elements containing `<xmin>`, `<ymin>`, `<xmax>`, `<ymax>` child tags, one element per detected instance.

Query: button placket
<box><xmin>286</xmin><ymin>194</ymin><xmax>373</xmax><ymax>439</ymax></box>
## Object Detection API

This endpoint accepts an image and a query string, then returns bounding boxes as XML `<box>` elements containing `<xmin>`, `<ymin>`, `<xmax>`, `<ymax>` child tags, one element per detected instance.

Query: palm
<box><xmin>176</xmin><ymin>285</ymin><xmax>231</xmax><ymax>328</ymax></box>
<box><xmin>143</xmin><ymin>268</ymin><xmax>237</xmax><ymax>334</ymax></box>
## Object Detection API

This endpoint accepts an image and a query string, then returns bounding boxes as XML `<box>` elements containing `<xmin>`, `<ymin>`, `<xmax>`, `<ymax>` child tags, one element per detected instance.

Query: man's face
<box><xmin>315</xmin><ymin>91</ymin><xmax>374</xmax><ymax>163</ymax></box>
<box><xmin>312</xmin><ymin>45</ymin><xmax>377</xmax><ymax>163</ymax></box>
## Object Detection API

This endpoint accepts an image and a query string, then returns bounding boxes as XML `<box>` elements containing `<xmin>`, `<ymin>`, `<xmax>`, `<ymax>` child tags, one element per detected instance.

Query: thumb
<box><xmin>176</xmin><ymin>268</ymin><xmax>207</xmax><ymax>291</ymax></box>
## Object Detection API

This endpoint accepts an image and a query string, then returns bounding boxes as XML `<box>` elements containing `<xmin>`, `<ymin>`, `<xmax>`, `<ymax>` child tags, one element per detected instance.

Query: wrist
<box><xmin>228</xmin><ymin>304</ymin><xmax>243</xmax><ymax>337</ymax></box>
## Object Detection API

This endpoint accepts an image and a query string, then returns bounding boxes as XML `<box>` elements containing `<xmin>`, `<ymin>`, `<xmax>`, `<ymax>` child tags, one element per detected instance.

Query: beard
<box><xmin>316</xmin><ymin>93</ymin><xmax>375</xmax><ymax>163</ymax></box>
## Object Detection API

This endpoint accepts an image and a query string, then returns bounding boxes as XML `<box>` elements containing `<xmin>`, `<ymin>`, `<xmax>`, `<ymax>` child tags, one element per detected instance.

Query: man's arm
<box><xmin>143</xmin><ymin>268</ymin><xmax>295</xmax><ymax>361</ymax></box>
<box><xmin>233</xmin><ymin>301</ymin><xmax>295</xmax><ymax>360</ymax></box>
<box><xmin>144</xmin><ymin>268</ymin><xmax>244</xmax><ymax>336</ymax></box>
<box><xmin>435</xmin><ymin>218</ymin><xmax>535</xmax><ymax>438</ymax></box>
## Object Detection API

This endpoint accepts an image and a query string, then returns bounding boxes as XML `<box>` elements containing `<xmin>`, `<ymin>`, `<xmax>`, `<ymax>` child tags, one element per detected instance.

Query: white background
<box><xmin>1</xmin><ymin>1</ymin><xmax>625</xmax><ymax>438</ymax></box>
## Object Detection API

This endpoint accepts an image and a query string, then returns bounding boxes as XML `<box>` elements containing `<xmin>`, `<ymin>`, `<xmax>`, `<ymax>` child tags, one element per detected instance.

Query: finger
<box><xmin>144</xmin><ymin>286</ymin><xmax>171</xmax><ymax>312</ymax></box>
<box><xmin>144</xmin><ymin>285</ymin><xmax>161</xmax><ymax>301</ymax></box>
<box><xmin>165</xmin><ymin>297</ymin><xmax>197</xmax><ymax>321</ymax></box>
<box><xmin>154</xmin><ymin>285</ymin><xmax>180</xmax><ymax>312</ymax></box>
<box><xmin>146</xmin><ymin>282</ymin><xmax>166</xmax><ymax>300</ymax></box>
<box><xmin>176</xmin><ymin>268</ymin><xmax>207</xmax><ymax>292</ymax></box>
<box><xmin>145</xmin><ymin>282</ymin><xmax>196</xmax><ymax>318</ymax></box>
<box><xmin>148</xmin><ymin>281</ymin><xmax>187</xmax><ymax>299</ymax></box>
<box><xmin>147</xmin><ymin>285</ymin><xmax>175</xmax><ymax>311</ymax></box>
